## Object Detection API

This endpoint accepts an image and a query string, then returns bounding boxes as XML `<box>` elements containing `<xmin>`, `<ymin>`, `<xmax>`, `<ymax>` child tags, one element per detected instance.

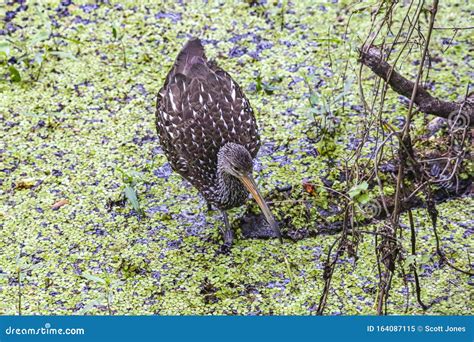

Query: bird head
<box><xmin>217</xmin><ymin>143</ymin><xmax>254</xmax><ymax>179</ymax></box>
<box><xmin>218</xmin><ymin>143</ymin><xmax>282</xmax><ymax>242</ymax></box>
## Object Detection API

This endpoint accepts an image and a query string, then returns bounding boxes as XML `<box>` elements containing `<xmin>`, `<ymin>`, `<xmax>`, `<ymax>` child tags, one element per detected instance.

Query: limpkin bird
<box><xmin>155</xmin><ymin>38</ymin><xmax>282</xmax><ymax>248</ymax></box>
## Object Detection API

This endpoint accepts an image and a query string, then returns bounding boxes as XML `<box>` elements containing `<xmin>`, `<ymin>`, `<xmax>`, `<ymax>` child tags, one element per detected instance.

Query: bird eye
<box><xmin>232</xmin><ymin>165</ymin><xmax>242</xmax><ymax>174</ymax></box>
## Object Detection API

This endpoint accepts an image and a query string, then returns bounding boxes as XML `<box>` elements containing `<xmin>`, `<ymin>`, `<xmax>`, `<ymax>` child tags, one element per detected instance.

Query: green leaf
<box><xmin>34</xmin><ymin>52</ymin><xmax>44</xmax><ymax>66</ymax></box>
<box><xmin>357</xmin><ymin>193</ymin><xmax>370</xmax><ymax>204</ymax></box>
<box><xmin>8</xmin><ymin>65</ymin><xmax>21</xmax><ymax>82</ymax></box>
<box><xmin>308</xmin><ymin>107</ymin><xmax>321</xmax><ymax>115</ymax></box>
<box><xmin>82</xmin><ymin>273</ymin><xmax>106</xmax><ymax>284</ymax></box>
<box><xmin>130</xmin><ymin>171</ymin><xmax>144</xmax><ymax>182</ymax></box>
<box><xmin>24</xmin><ymin>263</ymin><xmax>45</xmax><ymax>271</ymax></box>
<box><xmin>117</xmin><ymin>167</ymin><xmax>134</xmax><ymax>185</ymax></box>
<box><xmin>61</xmin><ymin>36</ymin><xmax>82</xmax><ymax>45</ymax></box>
<box><xmin>77</xmin><ymin>300</ymin><xmax>101</xmax><ymax>314</ymax></box>
<box><xmin>333</xmin><ymin>92</ymin><xmax>345</xmax><ymax>104</ymax></box>
<box><xmin>49</xmin><ymin>51</ymin><xmax>76</xmax><ymax>60</ymax></box>
<box><xmin>124</xmin><ymin>186</ymin><xmax>140</xmax><ymax>213</ymax></box>
<box><xmin>263</xmin><ymin>83</ymin><xmax>278</xmax><ymax>95</ymax></box>
<box><xmin>348</xmin><ymin>181</ymin><xmax>369</xmax><ymax>199</ymax></box>
<box><xmin>30</xmin><ymin>30</ymin><xmax>50</xmax><ymax>45</ymax></box>
<box><xmin>18</xmin><ymin>55</ymin><xmax>31</xmax><ymax>68</ymax></box>
<box><xmin>0</xmin><ymin>41</ymin><xmax>10</xmax><ymax>56</ymax></box>
<box><xmin>309</xmin><ymin>94</ymin><xmax>319</xmax><ymax>106</ymax></box>
<box><xmin>255</xmin><ymin>74</ymin><xmax>262</xmax><ymax>92</ymax></box>
<box><xmin>404</xmin><ymin>255</ymin><xmax>417</xmax><ymax>268</ymax></box>
<box><xmin>112</xmin><ymin>280</ymin><xmax>124</xmax><ymax>287</ymax></box>
<box><xmin>315</xmin><ymin>37</ymin><xmax>342</xmax><ymax>44</ymax></box>
<box><xmin>112</xmin><ymin>26</ymin><xmax>118</xmax><ymax>39</ymax></box>
<box><xmin>343</xmin><ymin>75</ymin><xmax>355</xmax><ymax>93</ymax></box>
<box><xmin>419</xmin><ymin>254</ymin><xmax>431</xmax><ymax>264</ymax></box>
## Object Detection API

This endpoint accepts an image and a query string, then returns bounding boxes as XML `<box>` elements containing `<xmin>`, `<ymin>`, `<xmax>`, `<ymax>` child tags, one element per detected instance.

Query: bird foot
<box><xmin>216</xmin><ymin>224</ymin><xmax>233</xmax><ymax>255</ymax></box>
<box><xmin>219</xmin><ymin>209</ymin><xmax>234</xmax><ymax>246</ymax></box>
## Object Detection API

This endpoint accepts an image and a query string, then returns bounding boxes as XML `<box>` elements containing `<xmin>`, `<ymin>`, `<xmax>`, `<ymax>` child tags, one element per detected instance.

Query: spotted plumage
<box><xmin>155</xmin><ymin>38</ymin><xmax>281</xmax><ymax>247</ymax></box>
<box><xmin>156</xmin><ymin>38</ymin><xmax>260</xmax><ymax>209</ymax></box>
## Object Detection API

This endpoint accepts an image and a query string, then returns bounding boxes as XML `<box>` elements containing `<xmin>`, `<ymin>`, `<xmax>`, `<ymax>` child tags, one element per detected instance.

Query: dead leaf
<box><xmin>14</xmin><ymin>178</ymin><xmax>36</xmax><ymax>190</ymax></box>
<box><xmin>52</xmin><ymin>199</ymin><xmax>69</xmax><ymax>210</ymax></box>
<box><xmin>302</xmin><ymin>181</ymin><xmax>315</xmax><ymax>194</ymax></box>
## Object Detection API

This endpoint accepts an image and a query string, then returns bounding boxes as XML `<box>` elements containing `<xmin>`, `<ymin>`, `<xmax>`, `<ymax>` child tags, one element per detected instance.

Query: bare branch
<box><xmin>359</xmin><ymin>46</ymin><xmax>474</xmax><ymax>126</ymax></box>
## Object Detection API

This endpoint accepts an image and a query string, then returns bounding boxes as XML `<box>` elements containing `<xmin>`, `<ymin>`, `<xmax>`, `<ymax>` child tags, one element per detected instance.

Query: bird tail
<box><xmin>175</xmin><ymin>38</ymin><xmax>206</xmax><ymax>76</ymax></box>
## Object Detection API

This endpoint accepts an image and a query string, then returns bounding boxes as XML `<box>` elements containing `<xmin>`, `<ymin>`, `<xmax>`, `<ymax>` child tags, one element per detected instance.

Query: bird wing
<box><xmin>155</xmin><ymin>39</ymin><xmax>260</xmax><ymax>186</ymax></box>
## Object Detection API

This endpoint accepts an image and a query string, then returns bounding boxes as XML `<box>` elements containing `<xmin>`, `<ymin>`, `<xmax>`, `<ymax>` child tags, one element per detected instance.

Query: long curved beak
<box><xmin>239</xmin><ymin>174</ymin><xmax>283</xmax><ymax>243</ymax></box>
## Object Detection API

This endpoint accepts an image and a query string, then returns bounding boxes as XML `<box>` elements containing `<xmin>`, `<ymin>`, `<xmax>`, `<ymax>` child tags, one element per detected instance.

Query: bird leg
<box><xmin>219</xmin><ymin>209</ymin><xmax>234</xmax><ymax>247</ymax></box>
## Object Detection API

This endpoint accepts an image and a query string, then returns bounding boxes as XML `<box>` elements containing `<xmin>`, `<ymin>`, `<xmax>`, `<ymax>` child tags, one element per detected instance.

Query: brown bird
<box><xmin>155</xmin><ymin>38</ymin><xmax>281</xmax><ymax>248</ymax></box>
